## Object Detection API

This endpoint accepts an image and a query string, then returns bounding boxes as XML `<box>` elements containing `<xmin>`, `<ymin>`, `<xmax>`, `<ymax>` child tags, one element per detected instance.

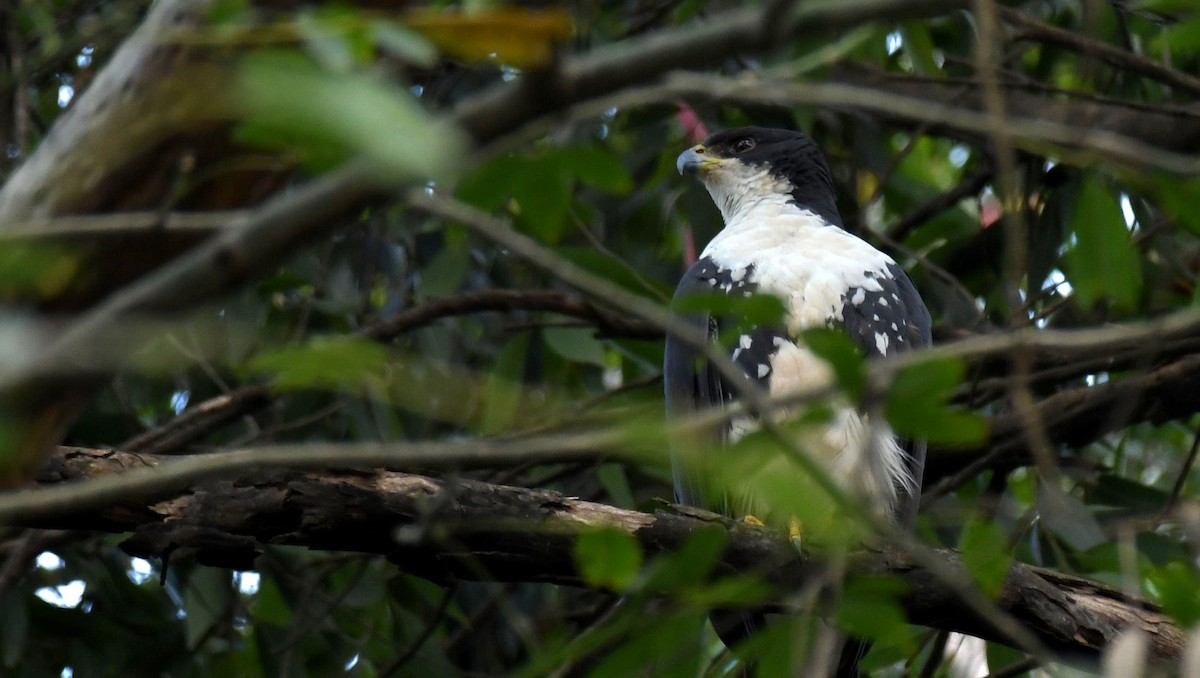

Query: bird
<box><xmin>663</xmin><ymin>126</ymin><xmax>932</xmax><ymax>675</ymax></box>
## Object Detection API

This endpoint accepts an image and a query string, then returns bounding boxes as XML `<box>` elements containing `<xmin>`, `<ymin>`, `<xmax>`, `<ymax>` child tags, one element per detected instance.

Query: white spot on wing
<box><xmin>875</xmin><ymin>331</ymin><xmax>890</xmax><ymax>355</ymax></box>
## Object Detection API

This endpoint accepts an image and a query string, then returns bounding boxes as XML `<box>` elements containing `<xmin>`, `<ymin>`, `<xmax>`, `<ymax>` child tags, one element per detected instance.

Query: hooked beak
<box><xmin>676</xmin><ymin>145</ymin><xmax>708</xmax><ymax>175</ymax></box>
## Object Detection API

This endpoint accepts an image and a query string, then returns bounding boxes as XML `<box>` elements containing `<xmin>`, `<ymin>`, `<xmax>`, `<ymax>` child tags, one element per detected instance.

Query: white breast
<box><xmin>702</xmin><ymin>207</ymin><xmax>912</xmax><ymax>517</ymax></box>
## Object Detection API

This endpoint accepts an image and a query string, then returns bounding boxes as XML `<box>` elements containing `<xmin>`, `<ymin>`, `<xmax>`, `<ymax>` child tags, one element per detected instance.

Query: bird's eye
<box><xmin>733</xmin><ymin>138</ymin><xmax>756</xmax><ymax>153</ymax></box>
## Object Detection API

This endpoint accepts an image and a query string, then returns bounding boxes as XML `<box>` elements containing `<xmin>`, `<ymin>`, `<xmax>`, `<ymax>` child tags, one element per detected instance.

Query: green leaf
<box><xmin>248</xmin><ymin>336</ymin><xmax>390</xmax><ymax>393</ymax></box>
<box><xmin>480</xmin><ymin>333</ymin><xmax>529</xmax><ymax>434</ymax></box>
<box><xmin>556</xmin><ymin>145</ymin><xmax>633</xmax><ymax>195</ymax></box>
<box><xmin>371</xmin><ymin>20</ymin><xmax>438</xmax><ymax>68</ymax></box>
<box><xmin>418</xmin><ymin>242</ymin><xmax>470</xmax><ymax>298</ymax></box>
<box><xmin>252</xmin><ymin>577</ymin><xmax>291</xmax><ymax>627</ymax></box>
<box><xmin>900</xmin><ymin>21</ymin><xmax>941</xmax><ymax>76</ymax></box>
<box><xmin>235</xmin><ymin>50</ymin><xmax>465</xmax><ymax>181</ymax></box>
<box><xmin>885</xmin><ymin>358</ymin><xmax>988</xmax><ymax>445</ymax></box>
<box><xmin>574</xmin><ymin>527</ymin><xmax>643</xmax><ymax>591</ymax></box>
<box><xmin>1065</xmin><ymin>177</ymin><xmax>1142</xmax><ymax>310</ymax></box>
<box><xmin>596</xmin><ymin>464</ymin><xmax>636</xmax><ymax>509</ymax></box>
<box><xmin>1147</xmin><ymin>561</ymin><xmax>1200</xmax><ymax>627</ymax></box>
<box><xmin>583</xmin><ymin>610</ymin><xmax>705</xmax><ymax>678</ymax></box>
<box><xmin>182</xmin><ymin>567</ymin><xmax>233</xmax><ymax>650</ymax></box>
<box><xmin>836</xmin><ymin>575</ymin><xmax>913</xmax><ymax>652</ymax></box>
<box><xmin>456</xmin><ymin>152</ymin><xmax>573</xmax><ymax>242</ymax></box>
<box><xmin>544</xmin><ymin>327</ymin><xmax>606</xmax><ymax>367</ymax></box>
<box><xmin>671</xmin><ymin>290</ymin><xmax>788</xmax><ymax>329</ymax></box>
<box><xmin>800</xmin><ymin>327</ymin><xmax>866</xmax><ymax>400</ymax></box>
<box><xmin>641</xmin><ymin>526</ymin><xmax>728</xmax><ymax>592</ymax></box>
<box><xmin>958</xmin><ymin>518</ymin><xmax>1012</xmax><ymax>596</ymax></box>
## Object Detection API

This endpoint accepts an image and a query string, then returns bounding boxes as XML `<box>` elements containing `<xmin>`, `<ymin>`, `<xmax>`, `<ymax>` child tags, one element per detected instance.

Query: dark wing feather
<box><xmin>838</xmin><ymin>262</ymin><xmax>933</xmax><ymax>528</ymax></box>
<box><xmin>664</xmin><ymin>257</ymin><xmax>765</xmax><ymax>650</ymax></box>
<box><xmin>663</xmin><ymin>296</ymin><xmax>723</xmax><ymax>508</ymax></box>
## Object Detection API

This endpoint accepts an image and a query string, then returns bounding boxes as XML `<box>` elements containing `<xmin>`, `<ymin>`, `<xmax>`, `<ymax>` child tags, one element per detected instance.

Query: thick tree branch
<box><xmin>22</xmin><ymin>447</ymin><xmax>1187</xmax><ymax>666</ymax></box>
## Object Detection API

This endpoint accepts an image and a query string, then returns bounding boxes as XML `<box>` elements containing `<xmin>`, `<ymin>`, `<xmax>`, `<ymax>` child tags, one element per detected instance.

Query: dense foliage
<box><xmin>3</xmin><ymin>0</ymin><xmax>1200</xmax><ymax>675</ymax></box>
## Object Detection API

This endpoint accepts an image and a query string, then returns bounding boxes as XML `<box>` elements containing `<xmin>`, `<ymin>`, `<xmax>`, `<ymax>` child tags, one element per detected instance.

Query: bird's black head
<box><xmin>677</xmin><ymin>127</ymin><xmax>841</xmax><ymax>226</ymax></box>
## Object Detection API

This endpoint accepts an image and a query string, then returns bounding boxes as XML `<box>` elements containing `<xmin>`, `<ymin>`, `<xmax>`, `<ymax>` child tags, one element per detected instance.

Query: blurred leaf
<box><xmin>800</xmin><ymin>327</ymin><xmax>866</xmax><ymax>400</ymax></box>
<box><xmin>252</xmin><ymin>578</ymin><xmax>291</xmax><ymax>627</ymax></box>
<box><xmin>575</xmin><ymin>527</ymin><xmax>643</xmax><ymax>591</ymax></box>
<box><xmin>958</xmin><ymin>518</ymin><xmax>1012</xmax><ymax>596</ymax></box>
<box><xmin>671</xmin><ymin>290</ymin><xmax>788</xmax><ymax>329</ymax></box>
<box><xmin>0</xmin><ymin>589</ymin><xmax>28</xmax><ymax>667</ymax></box>
<box><xmin>248</xmin><ymin>336</ymin><xmax>390</xmax><ymax>393</ymax></box>
<box><xmin>405</xmin><ymin>8</ymin><xmax>572</xmax><ymax>68</ymax></box>
<box><xmin>641</xmin><ymin>526</ymin><xmax>727</xmax><ymax>592</ymax></box>
<box><xmin>557</xmin><ymin>145</ymin><xmax>633</xmax><ymax>195</ymax></box>
<box><xmin>182</xmin><ymin>568</ymin><xmax>233</xmax><ymax>650</ymax></box>
<box><xmin>297</xmin><ymin>8</ymin><xmax>369</xmax><ymax>72</ymax></box>
<box><xmin>1038</xmin><ymin>484</ymin><xmax>1106</xmax><ymax>552</ymax></box>
<box><xmin>1152</xmin><ymin>15</ymin><xmax>1200</xmax><ymax>57</ymax></box>
<box><xmin>1147</xmin><ymin>561</ymin><xmax>1200</xmax><ymax>627</ymax></box>
<box><xmin>597</xmin><ymin>464</ymin><xmax>636</xmax><ymax>509</ymax></box>
<box><xmin>585</xmin><ymin>611</ymin><xmax>705</xmax><ymax>678</ymax></box>
<box><xmin>371</xmin><ymin>20</ymin><xmax>438</xmax><ymax>67</ymax></box>
<box><xmin>458</xmin><ymin>152</ymin><xmax>573</xmax><ymax>242</ymax></box>
<box><xmin>900</xmin><ymin>21</ymin><xmax>941</xmax><ymax>76</ymax></box>
<box><xmin>480</xmin><ymin>333</ymin><xmax>529</xmax><ymax>434</ymax></box>
<box><xmin>836</xmin><ymin>575</ymin><xmax>913</xmax><ymax>651</ymax></box>
<box><xmin>885</xmin><ymin>358</ymin><xmax>988</xmax><ymax>445</ymax></box>
<box><xmin>544</xmin><ymin>327</ymin><xmax>606</xmax><ymax>367</ymax></box>
<box><xmin>0</xmin><ymin>242</ymin><xmax>79</xmax><ymax>300</ymax></box>
<box><xmin>418</xmin><ymin>242</ymin><xmax>470</xmax><ymax>298</ymax></box>
<box><xmin>235</xmin><ymin>50</ymin><xmax>466</xmax><ymax>181</ymax></box>
<box><xmin>1065</xmin><ymin>177</ymin><xmax>1142</xmax><ymax>310</ymax></box>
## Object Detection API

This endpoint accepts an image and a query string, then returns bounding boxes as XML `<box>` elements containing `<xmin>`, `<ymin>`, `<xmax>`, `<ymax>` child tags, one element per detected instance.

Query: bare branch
<box><xmin>22</xmin><ymin>446</ymin><xmax>1187</xmax><ymax>667</ymax></box>
<box><xmin>1001</xmin><ymin>7</ymin><xmax>1200</xmax><ymax>98</ymax></box>
<box><xmin>360</xmin><ymin>289</ymin><xmax>662</xmax><ymax>342</ymax></box>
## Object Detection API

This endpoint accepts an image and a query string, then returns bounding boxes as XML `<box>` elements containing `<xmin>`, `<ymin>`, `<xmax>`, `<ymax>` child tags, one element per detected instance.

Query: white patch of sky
<box><xmin>1043</xmin><ymin>268</ymin><xmax>1073</xmax><ymax>296</ymax></box>
<box><xmin>602</xmin><ymin>106</ymin><xmax>618</xmax><ymax>121</ymax></box>
<box><xmin>344</xmin><ymin>654</ymin><xmax>361</xmax><ymax>670</ymax></box>
<box><xmin>500</xmin><ymin>65</ymin><xmax>519</xmax><ymax>82</ymax></box>
<box><xmin>169</xmin><ymin>390</ymin><xmax>190</xmax><ymax>415</ymax></box>
<box><xmin>61</xmin><ymin>668</ymin><xmax>73</xmax><ymax>678</ymax></box>
<box><xmin>1120</xmin><ymin>193</ymin><xmax>1139</xmax><ymax>232</ymax></box>
<box><xmin>36</xmin><ymin>551</ymin><xmax>64</xmax><ymax>571</ymax></box>
<box><xmin>596</xmin><ymin>124</ymin><xmax>609</xmax><ymax>140</ymax></box>
<box><xmin>57</xmin><ymin>84</ymin><xmax>74</xmax><ymax>108</ymax></box>
<box><xmin>409</xmin><ymin>84</ymin><xmax>424</xmax><ymax>97</ymax></box>
<box><xmin>234</xmin><ymin>570</ymin><xmax>261</xmax><ymax>595</ymax></box>
<box><xmin>77</xmin><ymin>45</ymin><xmax>94</xmax><ymax>68</ymax></box>
<box><xmin>948</xmin><ymin>145</ymin><xmax>969</xmax><ymax>168</ymax></box>
<box><xmin>886</xmin><ymin>31</ymin><xmax>903</xmax><ymax>56</ymax></box>
<box><xmin>128</xmin><ymin>557</ymin><xmax>155</xmax><ymax>585</ymax></box>
<box><xmin>1085</xmin><ymin>372</ymin><xmax>1110</xmax><ymax>386</ymax></box>
<box><xmin>35</xmin><ymin>580</ymin><xmax>86</xmax><ymax>608</ymax></box>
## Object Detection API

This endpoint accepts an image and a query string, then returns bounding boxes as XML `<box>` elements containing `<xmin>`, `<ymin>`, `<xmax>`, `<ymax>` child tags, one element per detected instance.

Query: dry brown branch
<box><xmin>20</xmin><ymin>446</ymin><xmax>1187</xmax><ymax>667</ymax></box>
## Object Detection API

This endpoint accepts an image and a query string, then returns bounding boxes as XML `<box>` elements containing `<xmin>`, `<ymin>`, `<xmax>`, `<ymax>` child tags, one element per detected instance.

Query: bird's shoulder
<box><xmin>693</xmin><ymin>213</ymin><xmax>931</xmax><ymax>357</ymax></box>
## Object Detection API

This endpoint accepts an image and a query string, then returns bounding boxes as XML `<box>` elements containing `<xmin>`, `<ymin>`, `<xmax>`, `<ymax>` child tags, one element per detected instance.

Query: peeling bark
<box><xmin>25</xmin><ymin>447</ymin><xmax>1188</xmax><ymax>667</ymax></box>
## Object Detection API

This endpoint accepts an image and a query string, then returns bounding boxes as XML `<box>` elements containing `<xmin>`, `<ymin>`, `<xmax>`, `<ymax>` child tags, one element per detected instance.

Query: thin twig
<box><xmin>1162</xmin><ymin>419</ymin><xmax>1200</xmax><ymax>516</ymax></box>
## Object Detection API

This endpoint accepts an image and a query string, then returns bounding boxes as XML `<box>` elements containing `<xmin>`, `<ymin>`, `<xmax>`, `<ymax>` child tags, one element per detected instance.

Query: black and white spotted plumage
<box><xmin>664</xmin><ymin>127</ymin><xmax>932</xmax><ymax>668</ymax></box>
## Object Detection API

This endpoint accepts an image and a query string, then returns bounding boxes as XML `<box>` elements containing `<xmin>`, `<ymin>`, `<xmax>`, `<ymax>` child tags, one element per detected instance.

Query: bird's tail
<box><xmin>710</xmin><ymin>609</ymin><xmax>764</xmax><ymax>672</ymax></box>
<box><xmin>834</xmin><ymin>637</ymin><xmax>871</xmax><ymax>677</ymax></box>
